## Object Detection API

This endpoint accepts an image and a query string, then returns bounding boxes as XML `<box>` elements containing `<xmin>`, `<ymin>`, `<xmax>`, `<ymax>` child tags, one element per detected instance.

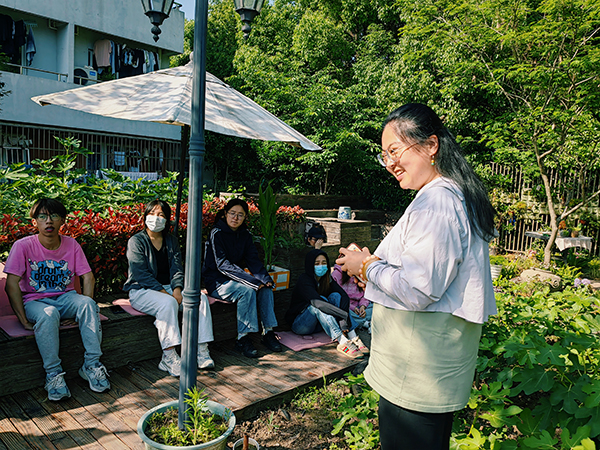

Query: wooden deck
<box><xmin>0</xmin><ymin>334</ymin><xmax>364</xmax><ymax>450</ymax></box>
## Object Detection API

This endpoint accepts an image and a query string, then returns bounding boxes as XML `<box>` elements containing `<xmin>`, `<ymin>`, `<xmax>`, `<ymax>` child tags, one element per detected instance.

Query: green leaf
<box><xmin>480</xmin><ymin>405</ymin><xmax>522</xmax><ymax>428</ymax></box>
<box><xmin>561</xmin><ymin>426</ymin><xmax>591</xmax><ymax>449</ymax></box>
<box><xmin>572</xmin><ymin>438</ymin><xmax>597</xmax><ymax>450</ymax></box>
<box><xmin>582</xmin><ymin>379</ymin><xmax>600</xmax><ymax>409</ymax></box>
<box><xmin>516</xmin><ymin>408</ymin><xmax>544</xmax><ymax>436</ymax></box>
<box><xmin>522</xmin><ymin>430</ymin><xmax>558</xmax><ymax>449</ymax></box>
<box><xmin>513</xmin><ymin>369</ymin><xmax>555</xmax><ymax>395</ymax></box>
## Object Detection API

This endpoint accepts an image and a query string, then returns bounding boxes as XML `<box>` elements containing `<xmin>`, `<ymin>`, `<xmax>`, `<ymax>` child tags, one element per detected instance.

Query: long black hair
<box><xmin>384</xmin><ymin>103</ymin><xmax>496</xmax><ymax>240</ymax></box>
<box><xmin>213</xmin><ymin>198</ymin><xmax>249</xmax><ymax>228</ymax></box>
<box><xmin>305</xmin><ymin>249</ymin><xmax>331</xmax><ymax>296</ymax></box>
<box><xmin>143</xmin><ymin>199</ymin><xmax>172</xmax><ymax>236</ymax></box>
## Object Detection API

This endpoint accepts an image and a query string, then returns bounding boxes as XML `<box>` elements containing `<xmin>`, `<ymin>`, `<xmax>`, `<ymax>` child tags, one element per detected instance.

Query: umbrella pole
<box><xmin>174</xmin><ymin>125</ymin><xmax>190</xmax><ymax>238</ymax></box>
<box><xmin>178</xmin><ymin>0</ymin><xmax>207</xmax><ymax>429</ymax></box>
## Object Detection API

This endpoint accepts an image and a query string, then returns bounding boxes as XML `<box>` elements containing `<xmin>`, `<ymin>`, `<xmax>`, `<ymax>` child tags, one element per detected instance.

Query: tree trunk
<box><xmin>535</xmin><ymin>140</ymin><xmax>557</xmax><ymax>266</ymax></box>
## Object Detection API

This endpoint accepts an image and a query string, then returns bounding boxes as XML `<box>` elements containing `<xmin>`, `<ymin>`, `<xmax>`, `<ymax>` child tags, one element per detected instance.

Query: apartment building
<box><xmin>0</xmin><ymin>0</ymin><xmax>186</xmax><ymax>178</ymax></box>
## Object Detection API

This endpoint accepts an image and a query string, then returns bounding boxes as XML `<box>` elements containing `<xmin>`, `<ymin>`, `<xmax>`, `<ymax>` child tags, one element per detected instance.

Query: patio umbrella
<box><xmin>31</xmin><ymin>57</ymin><xmax>320</xmax><ymax>231</ymax></box>
<box><xmin>31</xmin><ymin>59</ymin><xmax>320</xmax><ymax>151</ymax></box>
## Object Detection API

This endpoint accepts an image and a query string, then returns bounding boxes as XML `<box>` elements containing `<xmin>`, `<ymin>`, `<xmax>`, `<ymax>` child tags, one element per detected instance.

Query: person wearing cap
<box><xmin>306</xmin><ymin>225</ymin><xmax>327</xmax><ymax>249</ymax></box>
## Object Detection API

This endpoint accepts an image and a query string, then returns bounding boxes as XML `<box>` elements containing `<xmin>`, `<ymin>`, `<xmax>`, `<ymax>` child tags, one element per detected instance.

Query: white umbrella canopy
<box><xmin>31</xmin><ymin>59</ymin><xmax>320</xmax><ymax>151</ymax></box>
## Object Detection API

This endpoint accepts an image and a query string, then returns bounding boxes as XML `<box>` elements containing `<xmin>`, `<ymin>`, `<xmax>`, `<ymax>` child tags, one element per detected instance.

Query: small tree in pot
<box><xmin>258</xmin><ymin>180</ymin><xmax>278</xmax><ymax>271</ymax></box>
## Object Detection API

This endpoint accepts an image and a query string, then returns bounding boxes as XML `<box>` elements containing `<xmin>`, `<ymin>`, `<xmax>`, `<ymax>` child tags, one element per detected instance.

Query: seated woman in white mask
<box><xmin>123</xmin><ymin>200</ymin><xmax>215</xmax><ymax>376</ymax></box>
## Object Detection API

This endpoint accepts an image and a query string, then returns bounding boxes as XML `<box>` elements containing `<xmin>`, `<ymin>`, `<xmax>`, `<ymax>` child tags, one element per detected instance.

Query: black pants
<box><xmin>379</xmin><ymin>396</ymin><xmax>454</xmax><ymax>450</ymax></box>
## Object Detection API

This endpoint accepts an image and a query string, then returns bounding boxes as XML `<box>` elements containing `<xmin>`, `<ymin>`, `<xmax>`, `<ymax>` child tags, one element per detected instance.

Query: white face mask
<box><xmin>146</xmin><ymin>215</ymin><xmax>167</xmax><ymax>233</ymax></box>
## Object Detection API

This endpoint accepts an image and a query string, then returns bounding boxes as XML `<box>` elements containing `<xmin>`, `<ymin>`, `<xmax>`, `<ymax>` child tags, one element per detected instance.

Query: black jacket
<box><xmin>202</xmin><ymin>219</ymin><xmax>273</xmax><ymax>294</ymax></box>
<box><xmin>285</xmin><ymin>249</ymin><xmax>350</xmax><ymax>326</ymax></box>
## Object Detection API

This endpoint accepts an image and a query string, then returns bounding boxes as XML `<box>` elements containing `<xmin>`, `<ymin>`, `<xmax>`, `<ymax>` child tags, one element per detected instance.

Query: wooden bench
<box><xmin>0</xmin><ymin>263</ymin><xmax>291</xmax><ymax>396</ymax></box>
<box><xmin>0</xmin><ymin>240</ymin><xmax>380</xmax><ymax>396</ymax></box>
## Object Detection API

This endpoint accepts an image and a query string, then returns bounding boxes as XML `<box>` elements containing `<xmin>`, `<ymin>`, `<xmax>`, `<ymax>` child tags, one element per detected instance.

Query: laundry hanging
<box><xmin>25</xmin><ymin>25</ymin><xmax>35</xmax><ymax>66</ymax></box>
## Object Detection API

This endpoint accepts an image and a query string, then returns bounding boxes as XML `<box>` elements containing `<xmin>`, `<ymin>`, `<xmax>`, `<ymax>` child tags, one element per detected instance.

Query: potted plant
<box><xmin>258</xmin><ymin>180</ymin><xmax>278</xmax><ymax>271</ymax></box>
<box><xmin>558</xmin><ymin>220</ymin><xmax>571</xmax><ymax>237</ymax></box>
<box><xmin>489</xmin><ymin>255</ymin><xmax>508</xmax><ymax>280</ymax></box>
<box><xmin>137</xmin><ymin>387</ymin><xmax>236</xmax><ymax>450</ymax></box>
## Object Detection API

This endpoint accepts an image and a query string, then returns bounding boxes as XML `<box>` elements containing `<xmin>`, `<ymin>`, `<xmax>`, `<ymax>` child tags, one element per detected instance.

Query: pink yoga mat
<box><xmin>113</xmin><ymin>292</ymin><xmax>225</xmax><ymax>317</ymax></box>
<box><xmin>0</xmin><ymin>313</ymin><xmax>108</xmax><ymax>338</ymax></box>
<box><xmin>112</xmin><ymin>298</ymin><xmax>147</xmax><ymax>316</ymax></box>
<box><xmin>276</xmin><ymin>331</ymin><xmax>333</xmax><ymax>351</ymax></box>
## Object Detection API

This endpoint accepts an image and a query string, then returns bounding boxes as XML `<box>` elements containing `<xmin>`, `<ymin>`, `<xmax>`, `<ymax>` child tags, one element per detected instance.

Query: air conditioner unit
<box><xmin>73</xmin><ymin>66</ymin><xmax>97</xmax><ymax>85</ymax></box>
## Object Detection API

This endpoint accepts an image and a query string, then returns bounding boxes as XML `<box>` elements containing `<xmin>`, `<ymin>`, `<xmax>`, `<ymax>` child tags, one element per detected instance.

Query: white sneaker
<box><xmin>197</xmin><ymin>343</ymin><xmax>215</xmax><ymax>370</ymax></box>
<box><xmin>45</xmin><ymin>371</ymin><xmax>71</xmax><ymax>401</ymax></box>
<box><xmin>352</xmin><ymin>336</ymin><xmax>369</xmax><ymax>354</ymax></box>
<box><xmin>79</xmin><ymin>363</ymin><xmax>111</xmax><ymax>393</ymax></box>
<box><xmin>158</xmin><ymin>351</ymin><xmax>181</xmax><ymax>377</ymax></box>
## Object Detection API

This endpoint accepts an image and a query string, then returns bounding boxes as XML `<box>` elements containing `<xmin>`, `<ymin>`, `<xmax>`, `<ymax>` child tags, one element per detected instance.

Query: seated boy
<box><xmin>3</xmin><ymin>198</ymin><xmax>110</xmax><ymax>401</ymax></box>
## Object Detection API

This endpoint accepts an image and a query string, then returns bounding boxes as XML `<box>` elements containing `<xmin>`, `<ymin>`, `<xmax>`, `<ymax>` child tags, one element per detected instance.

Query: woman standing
<box><xmin>202</xmin><ymin>198</ymin><xmax>282</xmax><ymax>358</ymax></box>
<box><xmin>337</xmin><ymin>103</ymin><xmax>497</xmax><ymax>450</ymax></box>
<box><xmin>124</xmin><ymin>200</ymin><xmax>214</xmax><ymax>377</ymax></box>
<box><xmin>286</xmin><ymin>249</ymin><xmax>368</xmax><ymax>358</ymax></box>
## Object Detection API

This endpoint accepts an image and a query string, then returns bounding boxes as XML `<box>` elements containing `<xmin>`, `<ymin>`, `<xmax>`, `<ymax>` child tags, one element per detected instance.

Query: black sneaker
<box><xmin>262</xmin><ymin>330</ymin><xmax>282</xmax><ymax>352</ymax></box>
<box><xmin>234</xmin><ymin>336</ymin><xmax>258</xmax><ymax>358</ymax></box>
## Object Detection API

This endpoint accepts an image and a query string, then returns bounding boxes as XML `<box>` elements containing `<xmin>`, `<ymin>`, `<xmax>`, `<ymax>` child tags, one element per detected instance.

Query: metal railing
<box><xmin>5</xmin><ymin>63</ymin><xmax>68</xmax><ymax>82</ymax></box>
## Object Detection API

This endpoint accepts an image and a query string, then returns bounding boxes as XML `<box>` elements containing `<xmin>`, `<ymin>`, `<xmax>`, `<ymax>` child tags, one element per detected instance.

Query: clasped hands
<box><xmin>336</xmin><ymin>246</ymin><xmax>373</xmax><ymax>282</ymax></box>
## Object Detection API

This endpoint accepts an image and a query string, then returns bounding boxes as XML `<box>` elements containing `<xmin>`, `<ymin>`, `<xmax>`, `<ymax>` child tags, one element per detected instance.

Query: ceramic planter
<box><xmin>490</xmin><ymin>264</ymin><xmax>502</xmax><ymax>281</ymax></box>
<box><xmin>137</xmin><ymin>400</ymin><xmax>236</xmax><ymax>450</ymax></box>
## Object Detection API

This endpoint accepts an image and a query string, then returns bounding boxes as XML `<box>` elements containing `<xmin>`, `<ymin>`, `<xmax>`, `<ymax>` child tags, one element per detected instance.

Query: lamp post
<box><xmin>140</xmin><ymin>0</ymin><xmax>175</xmax><ymax>42</ymax></box>
<box><xmin>140</xmin><ymin>0</ymin><xmax>263</xmax><ymax>430</ymax></box>
<box><xmin>233</xmin><ymin>0</ymin><xmax>266</xmax><ymax>39</ymax></box>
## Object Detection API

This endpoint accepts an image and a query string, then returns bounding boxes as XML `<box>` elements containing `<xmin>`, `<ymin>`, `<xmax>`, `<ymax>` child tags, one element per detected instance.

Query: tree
<box><xmin>430</xmin><ymin>0</ymin><xmax>600</xmax><ymax>264</ymax></box>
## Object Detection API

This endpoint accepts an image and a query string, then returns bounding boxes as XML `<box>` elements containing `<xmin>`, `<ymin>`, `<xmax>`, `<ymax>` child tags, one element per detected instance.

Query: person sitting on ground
<box><xmin>123</xmin><ymin>199</ymin><xmax>215</xmax><ymax>376</ymax></box>
<box><xmin>306</xmin><ymin>224</ymin><xmax>326</xmax><ymax>249</ymax></box>
<box><xmin>285</xmin><ymin>249</ymin><xmax>368</xmax><ymax>359</ymax></box>
<box><xmin>202</xmin><ymin>198</ymin><xmax>282</xmax><ymax>358</ymax></box>
<box><xmin>332</xmin><ymin>264</ymin><xmax>372</xmax><ymax>331</ymax></box>
<box><xmin>3</xmin><ymin>198</ymin><xmax>110</xmax><ymax>401</ymax></box>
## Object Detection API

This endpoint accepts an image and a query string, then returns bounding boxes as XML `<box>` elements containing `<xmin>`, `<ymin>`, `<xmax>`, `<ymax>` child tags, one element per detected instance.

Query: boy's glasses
<box><xmin>36</xmin><ymin>213</ymin><xmax>62</xmax><ymax>221</ymax></box>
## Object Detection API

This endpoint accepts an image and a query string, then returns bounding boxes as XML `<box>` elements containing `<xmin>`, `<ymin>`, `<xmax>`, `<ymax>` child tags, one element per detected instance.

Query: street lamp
<box><xmin>233</xmin><ymin>0</ymin><xmax>265</xmax><ymax>39</ymax></box>
<box><xmin>141</xmin><ymin>0</ymin><xmax>263</xmax><ymax>429</ymax></box>
<box><xmin>140</xmin><ymin>0</ymin><xmax>175</xmax><ymax>42</ymax></box>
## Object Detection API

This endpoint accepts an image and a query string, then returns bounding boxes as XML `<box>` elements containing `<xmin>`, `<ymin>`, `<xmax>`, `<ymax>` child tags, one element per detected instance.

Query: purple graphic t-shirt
<box><xmin>4</xmin><ymin>235</ymin><xmax>92</xmax><ymax>303</ymax></box>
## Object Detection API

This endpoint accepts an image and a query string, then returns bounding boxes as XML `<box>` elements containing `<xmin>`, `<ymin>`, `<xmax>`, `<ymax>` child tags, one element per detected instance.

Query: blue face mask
<box><xmin>314</xmin><ymin>264</ymin><xmax>328</xmax><ymax>277</ymax></box>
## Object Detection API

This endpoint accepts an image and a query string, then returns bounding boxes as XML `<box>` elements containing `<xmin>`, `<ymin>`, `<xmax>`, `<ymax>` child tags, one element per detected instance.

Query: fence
<box><xmin>0</xmin><ymin>122</ymin><xmax>182</xmax><ymax>176</ymax></box>
<box><xmin>490</xmin><ymin>162</ymin><xmax>600</xmax><ymax>256</ymax></box>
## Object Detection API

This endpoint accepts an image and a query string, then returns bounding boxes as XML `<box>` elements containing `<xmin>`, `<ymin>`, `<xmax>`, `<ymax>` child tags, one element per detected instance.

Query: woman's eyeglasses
<box><xmin>227</xmin><ymin>212</ymin><xmax>246</xmax><ymax>220</ymax></box>
<box><xmin>377</xmin><ymin>142</ymin><xmax>419</xmax><ymax>167</ymax></box>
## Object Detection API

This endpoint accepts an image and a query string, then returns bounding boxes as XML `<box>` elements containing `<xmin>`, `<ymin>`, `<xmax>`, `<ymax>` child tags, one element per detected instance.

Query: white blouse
<box><xmin>365</xmin><ymin>177</ymin><xmax>497</xmax><ymax>324</ymax></box>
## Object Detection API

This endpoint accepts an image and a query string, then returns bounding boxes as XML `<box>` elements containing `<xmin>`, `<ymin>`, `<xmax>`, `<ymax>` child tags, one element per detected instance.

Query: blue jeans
<box><xmin>291</xmin><ymin>292</ymin><xmax>343</xmax><ymax>341</ymax></box>
<box><xmin>23</xmin><ymin>290</ymin><xmax>103</xmax><ymax>375</ymax></box>
<box><xmin>324</xmin><ymin>291</ymin><xmax>359</xmax><ymax>332</ymax></box>
<box><xmin>212</xmin><ymin>280</ymin><xmax>278</xmax><ymax>335</ymax></box>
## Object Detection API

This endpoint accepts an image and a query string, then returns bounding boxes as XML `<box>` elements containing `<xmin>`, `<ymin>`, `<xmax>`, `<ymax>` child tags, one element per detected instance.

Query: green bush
<box><xmin>454</xmin><ymin>288</ymin><xmax>600</xmax><ymax>449</ymax></box>
<box><xmin>329</xmin><ymin>287</ymin><xmax>600</xmax><ymax>449</ymax></box>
